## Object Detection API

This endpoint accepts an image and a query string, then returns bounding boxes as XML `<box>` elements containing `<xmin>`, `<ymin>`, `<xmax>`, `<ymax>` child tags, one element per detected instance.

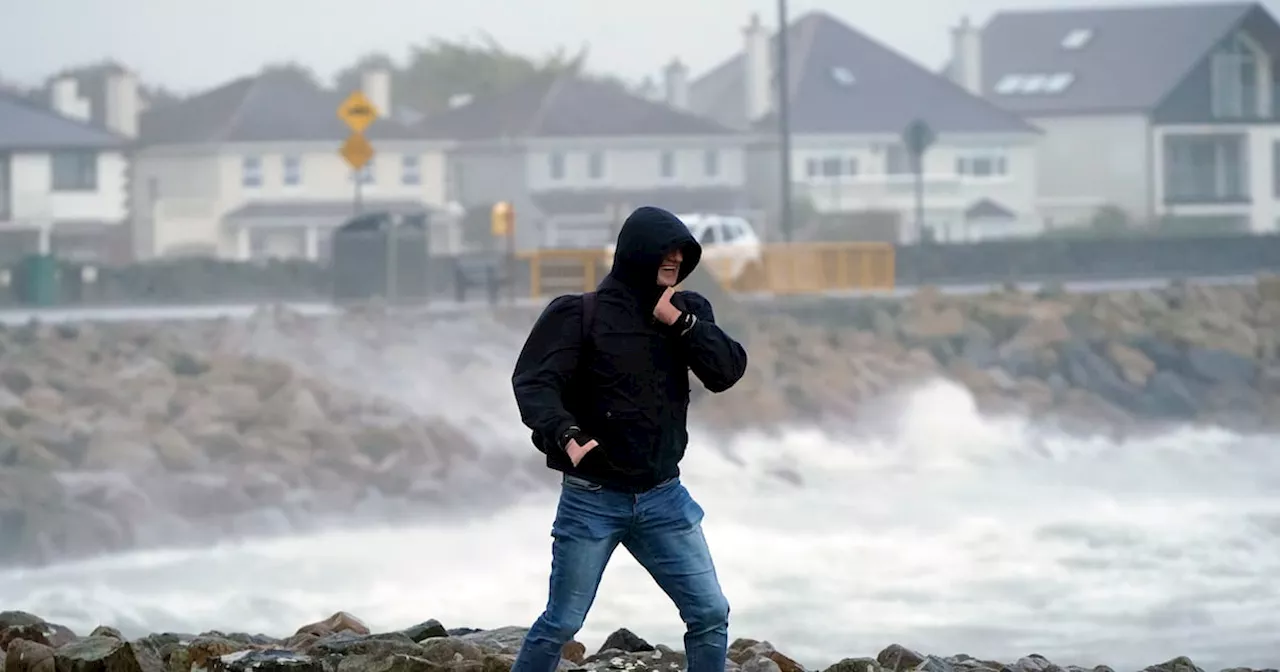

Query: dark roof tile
<box><xmin>0</xmin><ymin>91</ymin><xmax>128</xmax><ymax>151</ymax></box>
<box><xmin>981</xmin><ymin>2</ymin><xmax>1261</xmax><ymax>114</ymax></box>
<box><xmin>139</xmin><ymin>70</ymin><xmax>425</xmax><ymax>145</ymax></box>
<box><xmin>690</xmin><ymin>11</ymin><xmax>1036</xmax><ymax>135</ymax></box>
<box><xmin>419</xmin><ymin>75</ymin><xmax>733</xmax><ymax>140</ymax></box>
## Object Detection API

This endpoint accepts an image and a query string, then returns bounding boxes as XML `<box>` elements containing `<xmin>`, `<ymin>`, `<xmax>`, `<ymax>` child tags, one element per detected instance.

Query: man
<box><xmin>510</xmin><ymin>206</ymin><xmax>749</xmax><ymax>672</ymax></box>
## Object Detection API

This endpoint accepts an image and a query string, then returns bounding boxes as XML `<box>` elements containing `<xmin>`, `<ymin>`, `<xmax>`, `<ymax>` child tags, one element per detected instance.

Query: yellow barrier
<box><xmin>521</xmin><ymin>243</ymin><xmax>895</xmax><ymax>298</ymax></box>
<box><xmin>726</xmin><ymin>242</ymin><xmax>896</xmax><ymax>295</ymax></box>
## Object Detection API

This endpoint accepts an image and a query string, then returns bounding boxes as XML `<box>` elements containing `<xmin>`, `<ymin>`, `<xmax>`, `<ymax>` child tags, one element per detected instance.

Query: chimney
<box><xmin>742</xmin><ymin>13</ymin><xmax>772</xmax><ymax>122</ymax></box>
<box><xmin>362</xmin><ymin>68</ymin><xmax>391</xmax><ymax>117</ymax></box>
<box><xmin>50</xmin><ymin>77</ymin><xmax>91</xmax><ymax>122</ymax></box>
<box><xmin>949</xmin><ymin>16</ymin><xmax>983</xmax><ymax>96</ymax></box>
<box><xmin>663</xmin><ymin>58</ymin><xmax>689</xmax><ymax>110</ymax></box>
<box><xmin>104</xmin><ymin>69</ymin><xmax>140</xmax><ymax>138</ymax></box>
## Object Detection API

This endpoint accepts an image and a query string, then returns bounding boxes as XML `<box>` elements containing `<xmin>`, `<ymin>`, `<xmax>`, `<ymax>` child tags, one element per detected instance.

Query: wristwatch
<box><xmin>672</xmin><ymin>312</ymin><xmax>697</xmax><ymax>337</ymax></box>
<box><xmin>561</xmin><ymin>425</ymin><xmax>584</xmax><ymax>451</ymax></box>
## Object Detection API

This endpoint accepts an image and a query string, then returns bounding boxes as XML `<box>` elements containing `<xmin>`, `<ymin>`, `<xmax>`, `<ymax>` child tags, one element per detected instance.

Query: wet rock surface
<box><xmin>0</xmin><ymin>612</ymin><xmax>1272</xmax><ymax>672</ymax></box>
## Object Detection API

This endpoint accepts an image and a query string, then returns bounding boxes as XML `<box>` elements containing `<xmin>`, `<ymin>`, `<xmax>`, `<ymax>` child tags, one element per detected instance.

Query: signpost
<box><xmin>491</xmin><ymin>201</ymin><xmax>516</xmax><ymax>302</ymax></box>
<box><xmin>338</xmin><ymin>91</ymin><xmax>387</xmax><ymax>298</ymax></box>
<box><xmin>337</xmin><ymin>91</ymin><xmax>380</xmax><ymax>215</ymax></box>
<box><xmin>902</xmin><ymin>118</ymin><xmax>936</xmax><ymax>243</ymax></box>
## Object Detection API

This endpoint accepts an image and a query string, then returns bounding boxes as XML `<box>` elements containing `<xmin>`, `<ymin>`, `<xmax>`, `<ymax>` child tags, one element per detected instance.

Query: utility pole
<box><xmin>776</xmin><ymin>0</ymin><xmax>793</xmax><ymax>243</ymax></box>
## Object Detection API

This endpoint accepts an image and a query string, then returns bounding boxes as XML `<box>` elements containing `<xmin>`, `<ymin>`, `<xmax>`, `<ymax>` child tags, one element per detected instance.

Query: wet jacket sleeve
<box><xmin>673</xmin><ymin>291</ymin><xmax>748</xmax><ymax>393</ymax></box>
<box><xmin>512</xmin><ymin>295</ymin><xmax>582</xmax><ymax>452</ymax></box>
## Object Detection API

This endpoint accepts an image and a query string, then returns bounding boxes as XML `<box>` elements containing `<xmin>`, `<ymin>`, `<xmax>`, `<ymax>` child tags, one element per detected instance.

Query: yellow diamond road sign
<box><xmin>340</xmin><ymin>133</ymin><xmax>375</xmax><ymax>170</ymax></box>
<box><xmin>337</xmin><ymin>91</ymin><xmax>379</xmax><ymax>133</ymax></box>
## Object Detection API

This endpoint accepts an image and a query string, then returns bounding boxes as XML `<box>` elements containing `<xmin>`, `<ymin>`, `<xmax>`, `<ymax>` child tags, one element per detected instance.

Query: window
<box><xmin>995</xmin><ymin>72</ymin><xmax>1075</xmax><ymax>95</ymax></box>
<box><xmin>1212</xmin><ymin>35</ymin><xmax>1260</xmax><ymax>119</ymax></box>
<box><xmin>241</xmin><ymin>156</ymin><xmax>262</xmax><ymax>188</ymax></box>
<box><xmin>548</xmin><ymin>153</ymin><xmax>565</xmax><ymax>180</ymax></box>
<box><xmin>886</xmin><ymin>145</ymin><xmax>912</xmax><ymax>175</ymax></box>
<box><xmin>956</xmin><ymin>153</ymin><xmax>1008</xmax><ymax>178</ymax></box>
<box><xmin>50</xmin><ymin>151</ymin><xmax>97</xmax><ymax>191</ymax></box>
<box><xmin>660</xmin><ymin>151</ymin><xmax>675</xmax><ymax>179</ymax></box>
<box><xmin>1164</xmin><ymin>134</ymin><xmax>1248</xmax><ymax>202</ymax></box>
<box><xmin>703</xmin><ymin>149</ymin><xmax>720</xmax><ymax>177</ymax></box>
<box><xmin>401</xmin><ymin>155</ymin><xmax>421</xmax><ymax>185</ymax></box>
<box><xmin>1061</xmin><ymin>28</ymin><xmax>1093</xmax><ymax>50</ymax></box>
<box><xmin>806</xmin><ymin>156</ymin><xmax>858</xmax><ymax>178</ymax></box>
<box><xmin>588</xmin><ymin>151</ymin><xmax>605</xmax><ymax>179</ymax></box>
<box><xmin>282</xmin><ymin>156</ymin><xmax>301</xmax><ymax>186</ymax></box>
<box><xmin>1043</xmin><ymin>73</ymin><xmax>1075</xmax><ymax>93</ymax></box>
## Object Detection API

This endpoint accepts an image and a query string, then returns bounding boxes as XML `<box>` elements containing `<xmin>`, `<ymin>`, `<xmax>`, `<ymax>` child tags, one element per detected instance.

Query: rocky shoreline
<box><xmin>0</xmin><ymin>609</ymin><xmax>1271</xmax><ymax>672</ymax></box>
<box><xmin>1</xmin><ymin>277</ymin><xmax>1279</xmax><ymax>567</ymax></box>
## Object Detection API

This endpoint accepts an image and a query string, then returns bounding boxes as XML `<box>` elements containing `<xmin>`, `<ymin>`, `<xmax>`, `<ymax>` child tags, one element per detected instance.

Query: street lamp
<box><xmin>777</xmin><ymin>0</ymin><xmax>793</xmax><ymax>243</ymax></box>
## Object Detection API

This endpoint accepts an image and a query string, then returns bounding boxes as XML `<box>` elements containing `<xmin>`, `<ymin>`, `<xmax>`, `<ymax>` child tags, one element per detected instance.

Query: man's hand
<box><xmin>653</xmin><ymin>286</ymin><xmax>682</xmax><ymax>326</ymax></box>
<box><xmin>565</xmin><ymin>437</ymin><xmax>599</xmax><ymax>467</ymax></box>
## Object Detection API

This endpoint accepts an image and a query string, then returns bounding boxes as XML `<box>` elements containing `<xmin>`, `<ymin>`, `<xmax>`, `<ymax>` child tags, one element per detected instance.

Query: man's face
<box><xmin>657</xmin><ymin>248</ymin><xmax>683</xmax><ymax>287</ymax></box>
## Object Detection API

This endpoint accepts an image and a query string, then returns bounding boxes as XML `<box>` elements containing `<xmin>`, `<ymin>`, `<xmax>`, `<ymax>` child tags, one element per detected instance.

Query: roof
<box><xmin>139</xmin><ymin>69</ymin><xmax>426</xmax><ymax>145</ymax></box>
<box><xmin>418</xmin><ymin>75</ymin><xmax>734</xmax><ymax>141</ymax></box>
<box><xmin>689</xmin><ymin>11</ymin><xmax>1036</xmax><ymax>136</ymax></box>
<box><xmin>0</xmin><ymin>91</ymin><xmax>128</xmax><ymax>151</ymax></box>
<box><xmin>530</xmin><ymin>187</ymin><xmax>745</xmax><ymax>215</ymax></box>
<box><xmin>980</xmin><ymin>2</ymin><xmax>1272</xmax><ymax>115</ymax></box>
<box><xmin>223</xmin><ymin>199</ymin><xmax>431</xmax><ymax>220</ymax></box>
<box><xmin>965</xmin><ymin>198</ymin><xmax>1015</xmax><ymax>219</ymax></box>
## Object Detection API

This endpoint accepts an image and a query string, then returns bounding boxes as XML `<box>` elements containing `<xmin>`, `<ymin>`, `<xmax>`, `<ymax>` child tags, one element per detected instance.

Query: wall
<box><xmin>134</xmin><ymin>141</ymin><xmax>450</xmax><ymax>259</ymax></box>
<box><xmin>748</xmin><ymin>132</ymin><xmax>1039</xmax><ymax>242</ymax></box>
<box><xmin>132</xmin><ymin>148</ymin><xmax>224</xmax><ymax>258</ymax></box>
<box><xmin>523</xmin><ymin>136</ymin><xmax>746</xmax><ymax>191</ymax></box>
<box><xmin>7</xmin><ymin>150</ymin><xmax>128</xmax><ymax>223</ymax></box>
<box><xmin>1022</xmin><ymin>114</ymin><xmax>1151</xmax><ymax>225</ymax></box>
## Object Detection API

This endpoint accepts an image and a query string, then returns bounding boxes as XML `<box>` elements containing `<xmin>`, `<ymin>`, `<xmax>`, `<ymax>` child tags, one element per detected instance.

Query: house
<box><xmin>690</xmin><ymin>11</ymin><xmax>1041</xmax><ymax>243</ymax></box>
<box><xmin>966</xmin><ymin>1</ymin><xmax>1280</xmax><ymax>233</ymax></box>
<box><xmin>417</xmin><ymin>72</ymin><xmax>748</xmax><ymax>251</ymax></box>
<box><xmin>0</xmin><ymin>80</ymin><xmax>132</xmax><ymax>264</ymax></box>
<box><xmin>132</xmin><ymin>67</ymin><xmax>452</xmax><ymax>261</ymax></box>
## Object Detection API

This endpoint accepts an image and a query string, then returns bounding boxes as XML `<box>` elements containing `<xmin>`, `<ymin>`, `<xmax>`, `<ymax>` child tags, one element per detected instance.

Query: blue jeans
<box><xmin>511</xmin><ymin>475</ymin><xmax>730</xmax><ymax>672</ymax></box>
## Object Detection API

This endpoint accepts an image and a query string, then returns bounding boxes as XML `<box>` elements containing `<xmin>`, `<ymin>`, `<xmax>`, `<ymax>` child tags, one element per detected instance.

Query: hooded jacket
<box><xmin>511</xmin><ymin>206</ymin><xmax>749</xmax><ymax>492</ymax></box>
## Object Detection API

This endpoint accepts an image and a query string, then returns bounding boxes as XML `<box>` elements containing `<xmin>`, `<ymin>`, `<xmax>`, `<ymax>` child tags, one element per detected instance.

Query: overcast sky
<box><xmin>0</xmin><ymin>0</ymin><xmax>1247</xmax><ymax>92</ymax></box>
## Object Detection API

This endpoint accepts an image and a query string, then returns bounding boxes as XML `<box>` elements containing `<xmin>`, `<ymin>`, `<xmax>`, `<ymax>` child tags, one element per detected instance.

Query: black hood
<box><xmin>609</xmin><ymin>206</ymin><xmax>702</xmax><ymax>296</ymax></box>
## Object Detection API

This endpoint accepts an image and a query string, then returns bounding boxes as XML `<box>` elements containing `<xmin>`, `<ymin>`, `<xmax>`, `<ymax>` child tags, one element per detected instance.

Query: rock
<box><xmin>401</xmin><ymin>621</ymin><xmax>448</xmax><ymax>643</ymax></box>
<box><xmin>309</xmin><ymin>633</ymin><xmax>422</xmax><ymax>658</ymax></box>
<box><xmin>5</xmin><ymin>638</ymin><xmax>54</xmax><ymax>672</ymax></box>
<box><xmin>875</xmin><ymin>644</ymin><xmax>925</xmax><ymax>672</ymax></box>
<box><xmin>416</xmin><ymin>638</ymin><xmax>483</xmax><ymax>665</ymax></box>
<box><xmin>185</xmin><ymin>635</ymin><xmax>250</xmax><ymax>669</ymax></box>
<box><xmin>596</xmin><ymin>629</ymin><xmax>652</xmax><ymax>654</ymax></box>
<box><xmin>822</xmin><ymin>659</ymin><xmax>881</xmax><ymax>672</ymax></box>
<box><xmin>207</xmin><ymin>650</ymin><xmax>319</xmax><ymax>672</ymax></box>
<box><xmin>295</xmin><ymin>613</ymin><xmax>370</xmax><ymax>639</ymax></box>
<box><xmin>54</xmin><ymin>636</ymin><xmax>156</xmax><ymax>672</ymax></box>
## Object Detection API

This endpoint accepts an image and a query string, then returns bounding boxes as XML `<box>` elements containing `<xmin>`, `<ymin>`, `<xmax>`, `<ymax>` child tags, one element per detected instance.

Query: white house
<box><xmin>417</xmin><ymin>72</ymin><xmax>750</xmax><ymax>251</ymax></box>
<box><xmin>965</xmin><ymin>1</ymin><xmax>1280</xmax><ymax>234</ymax></box>
<box><xmin>132</xmin><ymin>68</ymin><xmax>452</xmax><ymax>261</ymax></box>
<box><xmin>0</xmin><ymin>77</ymin><xmax>132</xmax><ymax>263</ymax></box>
<box><xmin>690</xmin><ymin>11</ymin><xmax>1044</xmax><ymax>243</ymax></box>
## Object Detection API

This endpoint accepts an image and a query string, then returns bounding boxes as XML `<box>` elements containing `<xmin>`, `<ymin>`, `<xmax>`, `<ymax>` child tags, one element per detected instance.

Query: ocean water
<box><xmin>2</xmin><ymin>380</ymin><xmax>1277</xmax><ymax>671</ymax></box>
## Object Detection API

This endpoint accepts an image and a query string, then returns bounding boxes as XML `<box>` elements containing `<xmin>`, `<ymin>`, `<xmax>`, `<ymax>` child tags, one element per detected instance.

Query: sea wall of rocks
<box><xmin>0</xmin><ymin>609</ymin><xmax>1271</xmax><ymax>672</ymax></box>
<box><xmin>2</xmin><ymin>278</ymin><xmax>1279</xmax><ymax>567</ymax></box>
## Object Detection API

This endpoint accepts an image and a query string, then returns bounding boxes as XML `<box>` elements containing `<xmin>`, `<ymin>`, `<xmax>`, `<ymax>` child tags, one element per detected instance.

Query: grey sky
<box><xmin>0</xmin><ymin>0</ymin><xmax>1224</xmax><ymax>93</ymax></box>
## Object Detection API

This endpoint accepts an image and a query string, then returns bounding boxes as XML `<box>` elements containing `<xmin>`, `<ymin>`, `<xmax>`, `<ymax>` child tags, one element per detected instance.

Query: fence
<box><xmin>895</xmin><ymin>233</ymin><xmax>1280</xmax><ymax>286</ymax></box>
<box><xmin>519</xmin><ymin>242</ymin><xmax>897</xmax><ymax>298</ymax></box>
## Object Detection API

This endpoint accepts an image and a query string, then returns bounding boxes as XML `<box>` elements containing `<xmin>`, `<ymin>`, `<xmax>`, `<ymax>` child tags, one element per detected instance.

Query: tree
<box><xmin>332</xmin><ymin>34</ymin><xmax>633</xmax><ymax>117</ymax></box>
